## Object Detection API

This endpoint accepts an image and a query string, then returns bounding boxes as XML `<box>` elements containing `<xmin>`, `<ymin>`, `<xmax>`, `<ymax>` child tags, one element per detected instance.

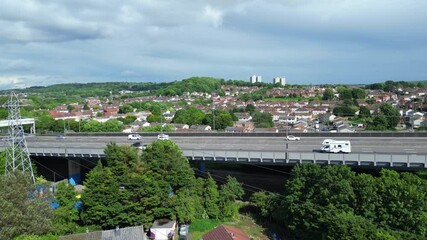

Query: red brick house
<box><xmin>202</xmin><ymin>225</ymin><xmax>250</xmax><ymax>240</ymax></box>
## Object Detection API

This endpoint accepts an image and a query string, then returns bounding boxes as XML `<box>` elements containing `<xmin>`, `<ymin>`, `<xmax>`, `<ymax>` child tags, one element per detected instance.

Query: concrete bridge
<box><xmin>25</xmin><ymin>146</ymin><xmax>427</xmax><ymax>170</ymax></box>
<box><xmin>1</xmin><ymin>135</ymin><xmax>426</xmax><ymax>184</ymax></box>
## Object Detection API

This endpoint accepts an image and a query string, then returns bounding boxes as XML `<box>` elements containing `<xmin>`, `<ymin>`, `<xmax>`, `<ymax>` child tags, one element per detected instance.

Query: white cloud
<box><xmin>0</xmin><ymin>0</ymin><xmax>426</xmax><ymax>88</ymax></box>
<box><xmin>202</xmin><ymin>5</ymin><xmax>224</xmax><ymax>28</ymax></box>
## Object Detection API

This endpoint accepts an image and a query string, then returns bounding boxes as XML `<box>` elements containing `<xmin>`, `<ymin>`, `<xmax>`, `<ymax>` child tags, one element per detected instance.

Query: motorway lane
<box><xmin>22</xmin><ymin>136</ymin><xmax>427</xmax><ymax>154</ymax></box>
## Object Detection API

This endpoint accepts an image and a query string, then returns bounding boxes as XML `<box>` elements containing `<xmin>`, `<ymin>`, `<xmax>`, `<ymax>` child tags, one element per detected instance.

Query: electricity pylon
<box><xmin>3</xmin><ymin>92</ymin><xmax>35</xmax><ymax>183</ymax></box>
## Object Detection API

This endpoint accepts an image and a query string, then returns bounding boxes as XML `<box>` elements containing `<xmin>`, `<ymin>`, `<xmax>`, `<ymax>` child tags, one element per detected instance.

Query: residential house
<box><xmin>225</xmin><ymin>126</ymin><xmax>245</xmax><ymax>133</ymax></box>
<box><xmin>103</xmin><ymin>105</ymin><xmax>119</xmax><ymax>117</ymax></box>
<box><xmin>253</xmin><ymin>127</ymin><xmax>278</xmax><ymax>133</ymax></box>
<box><xmin>202</xmin><ymin>225</ymin><xmax>250</xmax><ymax>240</ymax></box>
<box><xmin>171</xmin><ymin>123</ymin><xmax>189</xmax><ymax>130</ymax></box>
<box><xmin>189</xmin><ymin>125</ymin><xmax>212</xmax><ymax>131</ymax></box>
<box><xmin>149</xmin><ymin>219</ymin><xmax>176</xmax><ymax>240</ymax></box>
<box><xmin>234</xmin><ymin>112</ymin><xmax>252</xmax><ymax>122</ymax></box>
<box><xmin>59</xmin><ymin>225</ymin><xmax>147</xmax><ymax>240</ymax></box>
<box><xmin>233</xmin><ymin>121</ymin><xmax>255</xmax><ymax>132</ymax></box>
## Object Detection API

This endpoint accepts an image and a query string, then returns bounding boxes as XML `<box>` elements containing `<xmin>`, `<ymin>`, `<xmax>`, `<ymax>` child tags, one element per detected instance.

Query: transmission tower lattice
<box><xmin>3</xmin><ymin>92</ymin><xmax>35</xmax><ymax>183</ymax></box>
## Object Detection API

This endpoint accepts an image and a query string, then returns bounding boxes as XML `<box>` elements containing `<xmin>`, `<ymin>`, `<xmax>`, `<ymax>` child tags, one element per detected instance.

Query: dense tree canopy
<box><xmin>173</xmin><ymin>107</ymin><xmax>206</xmax><ymax>126</ymax></box>
<box><xmin>0</xmin><ymin>172</ymin><xmax>53</xmax><ymax>239</ymax></box>
<box><xmin>322</xmin><ymin>88</ymin><xmax>334</xmax><ymax>100</ymax></box>
<box><xmin>250</xmin><ymin>164</ymin><xmax>427</xmax><ymax>240</ymax></box>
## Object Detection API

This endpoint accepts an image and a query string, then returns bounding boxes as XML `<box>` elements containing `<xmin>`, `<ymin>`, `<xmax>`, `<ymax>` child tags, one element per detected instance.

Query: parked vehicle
<box><xmin>157</xmin><ymin>133</ymin><xmax>169</xmax><ymax>140</ymax></box>
<box><xmin>286</xmin><ymin>135</ymin><xmax>300</xmax><ymax>141</ymax></box>
<box><xmin>128</xmin><ymin>134</ymin><xmax>141</xmax><ymax>140</ymax></box>
<box><xmin>179</xmin><ymin>225</ymin><xmax>189</xmax><ymax>240</ymax></box>
<box><xmin>321</xmin><ymin>140</ymin><xmax>351</xmax><ymax>153</ymax></box>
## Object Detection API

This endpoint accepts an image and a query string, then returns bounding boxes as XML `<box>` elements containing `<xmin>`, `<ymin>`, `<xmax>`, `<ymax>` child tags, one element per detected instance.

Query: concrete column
<box><xmin>68</xmin><ymin>159</ymin><xmax>81</xmax><ymax>185</ymax></box>
<box><xmin>198</xmin><ymin>162</ymin><xmax>206</xmax><ymax>175</ymax></box>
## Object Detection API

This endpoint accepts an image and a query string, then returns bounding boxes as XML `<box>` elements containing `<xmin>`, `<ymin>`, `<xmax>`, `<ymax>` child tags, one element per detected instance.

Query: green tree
<box><xmin>0</xmin><ymin>172</ymin><xmax>53</xmax><ymax>239</ymax></box>
<box><xmin>214</xmin><ymin>113</ymin><xmax>234</xmax><ymax>130</ymax></box>
<box><xmin>219</xmin><ymin>176</ymin><xmax>244</xmax><ymax>219</ymax></box>
<box><xmin>173</xmin><ymin>107</ymin><xmax>205</xmax><ymax>126</ymax></box>
<box><xmin>119</xmin><ymin>104</ymin><xmax>133</xmax><ymax>114</ymax></box>
<box><xmin>333</xmin><ymin>106</ymin><xmax>357</xmax><ymax>117</ymax></box>
<box><xmin>352</xmin><ymin>88</ymin><xmax>366</xmax><ymax>99</ymax></box>
<box><xmin>52</xmin><ymin>182</ymin><xmax>79</xmax><ymax>235</ymax></box>
<box><xmin>245</xmin><ymin>104</ymin><xmax>256</xmax><ymax>114</ymax></box>
<box><xmin>81</xmin><ymin>120</ymin><xmax>103</xmax><ymax>132</ymax></box>
<box><xmin>338</xmin><ymin>88</ymin><xmax>353</xmax><ymax>100</ymax></box>
<box><xmin>367</xmin><ymin>115</ymin><xmax>388</xmax><ymax>131</ymax></box>
<box><xmin>379</xmin><ymin>103</ymin><xmax>400</xmax><ymax>129</ymax></box>
<box><xmin>103</xmin><ymin>119</ymin><xmax>123</xmax><ymax>132</ymax></box>
<box><xmin>36</xmin><ymin>115</ymin><xmax>55</xmax><ymax>132</ymax></box>
<box><xmin>323</xmin><ymin>88</ymin><xmax>335</xmax><ymax>100</ymax></box>
<box><xmin>322</xmin><ymin>211</ymin><xmax>380</xmax><ymax>240</ymax></box>
<box><xmin>359</xmin><ymin>106</ymin><xmax>371</xmax><ymax>119</ymax></box>
<box><xmin>252</xmin><ymin>111</ymin><xmax>273</xmax><ymax>128</ymax></box>
<box><xmin>203</xmin><ymin>175</ymin><xmax>221</xmax><ymax>219</ymax></box>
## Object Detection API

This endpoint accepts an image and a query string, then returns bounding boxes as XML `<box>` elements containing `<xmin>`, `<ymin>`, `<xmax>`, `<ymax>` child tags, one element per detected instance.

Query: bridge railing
<box><xmin>182</xmin><ymin>149</ymin><xmax>427</xmax><ymax>169</ymax></box>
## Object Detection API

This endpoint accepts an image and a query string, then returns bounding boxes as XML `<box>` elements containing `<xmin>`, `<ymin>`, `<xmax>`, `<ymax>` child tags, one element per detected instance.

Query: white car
<box><xmin>157</xmin><ymin>134</ymin><xmax>169</xmax><ymax>140</ymax></box>
<box><xmin>286</xmin><ymin>135</ymin><xmax>300</xmax><ymax>141</ymax></box>
<box><xmin>128</xmin><ymin>134</ymin><xmax>141</xmax><ymax>140</ymax></box>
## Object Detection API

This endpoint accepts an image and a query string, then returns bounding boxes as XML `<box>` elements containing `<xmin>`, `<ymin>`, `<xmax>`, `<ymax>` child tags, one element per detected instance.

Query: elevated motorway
<box><xmin>20</xmin><ymin>135</ymin><xmax>427</xmax><ymax>155</ymax></box>
<box><xmin>3</xmin><ymin>135</ymin><xmax>425</xmax><ymax>170</ymax></box>
<box><xmin>1</xmin><ymin>135</ymin><xmax>426</xmax><ymax>183</ymax></box>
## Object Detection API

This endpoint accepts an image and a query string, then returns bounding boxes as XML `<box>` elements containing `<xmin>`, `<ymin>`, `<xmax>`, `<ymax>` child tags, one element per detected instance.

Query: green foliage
<box><xmin>173</xmin><ymin>107</ymin><xmax>206</xmax><ymax>126</ymax></box>
<box><xmin>82</xmin><ymin>140</ymin><xmax>204</xmax><ymax>228</ymax></box>
<box><xmin>219</xmin><ymin>176</ymin><xmax>244</xmax><ymax>219</ymax></box>
<box><xmin>13</xmin><ymin>234</ymin><xmax>59</xmax><ymax>240</ymax></box>
<box><xmin>322</xmin><ymin>211</ymin><xmax>379</xmax><ymax>240</ymax></box>
<box><xmin>359</xmin><ymin>106</ymin><xmax>371</xmax><ymax>118</ymax></box>
<box><xmin>238</xmin><ymin>89</ymin><xmax>268</xmax><ymax>102</ymax></box>
<box><xmin>119</xmin><ymin>104</ymin><xmax>133</xmax><ymax>114</ymax></box>
<box><xmin>245</xmin><ymin>104</ymin><xmax>256</xmax><ymax>114</ymax></box>
<box><xmin>52</xmin><ymin>182</ymin><xmax>80</xmax><ymax>235</ymax></box>
<box><xmin>338</xmin><ymin>87</ymin><xmax>353</xmax><ymax>100</ymax></box>
<box><xmin>117</xmin><ymin>115</ymin><xmax>137</xmax><ymax>125</ymax></box>
<box><xmin>203</xmin><ymin>175</ymin><xmax>221</xmax><ymax>219</ymax></box>
<box><xmin>379</xmin><ymin>103</ymin><xmax>400</xmax><ymax>129</ymax></box>
<box><xmin>252</xmin><ymin>111</ymin><xmax>273</xmax><ymax>128</ymax></box>
<box><xmin>157</xmin><ymin>77</ymin><xmax>221</xmax><ymax>96</ymax></box>
<box><xmin>322</xmin><ymin>88</ymin><xmax>334</xmax><ymax>100</ymax></box>
<box><xmin>352</xmin><ymin>88</ymin><xmax>366</xmax><ymax>99</ymax></box>
<box><xmin>0</xmin><ymin>172</ymin><xmax>53</xmax><ymax>239</ymax></box>
<box><xmin>367</xmin><ymin>115</ymin><xmax>388</xmax><ymax>131</ymax></box>
<box><xmin>365</xmin><ymin>80</ymin><xmax>421</xmax><ymax>92</ymax></box>
<box><xmin>0</xmin><ymin>151</ymin><xmax>5</xmax><ymax>175</ymax></box>
<box><xmin>255</xmin><ymin>164</ymin><xmax>427</xmax><ymax>239</ymax></box>
<box><xmin>203</xmin><ymin>110</ymin><xmax>234</xmax><ymax>130</ymax></box>
<box><xmin>333</xmin><ymin>106</ymin><xmax>357</xmax><ymax>117</ymax></box>
<box><xmin>140</xmin><ymin>124</ymin><xmax>175</xmax><ymax>132</ymax></box>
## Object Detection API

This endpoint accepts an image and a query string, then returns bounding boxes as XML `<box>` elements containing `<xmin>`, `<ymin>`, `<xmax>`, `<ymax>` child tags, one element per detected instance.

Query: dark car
<box><xmin>131</xmin><ymin>141</ymin><xmax>147</xmax><ymax>150</ymax></box>
<box><xmin>56</xmin><ymin>135</ymin><xmax>66</xmax><ymax>140</ymax></box>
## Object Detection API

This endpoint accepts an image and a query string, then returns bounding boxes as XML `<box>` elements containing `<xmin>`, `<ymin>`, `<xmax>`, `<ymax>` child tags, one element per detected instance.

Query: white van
<box><xmin>321</xmin><ymin>140</ymin><xmax>351</xmax><ymax>153</ymax></box>
<box><xmin>322</xmin><ymin>139</ymin><xmax>335</xmax><ymax>145</ymax></box>
<box><xmin>128</xmin><ymin>134</ymin><xmax>141</xmax><ymax>140</ymax></box>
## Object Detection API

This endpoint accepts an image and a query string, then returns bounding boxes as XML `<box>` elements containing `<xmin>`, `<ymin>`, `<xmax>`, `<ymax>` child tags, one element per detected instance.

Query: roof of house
<box><xmin>202</xmin><ymin>225</ymin><xmax>250</xmax><ymax>240</ymax></box>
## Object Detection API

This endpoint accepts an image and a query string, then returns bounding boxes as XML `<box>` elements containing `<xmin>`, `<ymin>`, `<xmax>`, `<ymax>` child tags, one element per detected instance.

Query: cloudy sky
<box><xmin>1</xmin><ymin>0</ymin><xmax>426</xmax><ymax>89</ymax></box>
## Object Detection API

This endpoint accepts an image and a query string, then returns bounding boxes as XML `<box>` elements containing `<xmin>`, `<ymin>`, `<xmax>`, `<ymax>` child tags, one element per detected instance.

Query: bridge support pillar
<box><xmin>198</xmin><ymin>162</ymin><xmax>206</xmax><ymax>176</ymax></box>
<box><xmin>68</xmin><ymin>159</ymin><xmax>81</xmax><ymax>185</ymax></box>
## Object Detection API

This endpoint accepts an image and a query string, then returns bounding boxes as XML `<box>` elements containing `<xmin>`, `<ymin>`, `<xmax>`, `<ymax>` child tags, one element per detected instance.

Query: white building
<box><xmin>250</xmin><ymin>75</ymin><xmax>262</xmax><ymax>83</ymax></box>
<box><xmin>273</xmin><ymin>76</ymin><xmax>286</xmax><ymax>86</ymax></box>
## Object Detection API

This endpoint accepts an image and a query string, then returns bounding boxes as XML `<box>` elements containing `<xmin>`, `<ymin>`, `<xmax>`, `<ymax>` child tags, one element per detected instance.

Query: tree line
<box><xmin>0</xmin><ymin>140</ymin><xmax>244</xmax><ymax>239</ymax></box>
